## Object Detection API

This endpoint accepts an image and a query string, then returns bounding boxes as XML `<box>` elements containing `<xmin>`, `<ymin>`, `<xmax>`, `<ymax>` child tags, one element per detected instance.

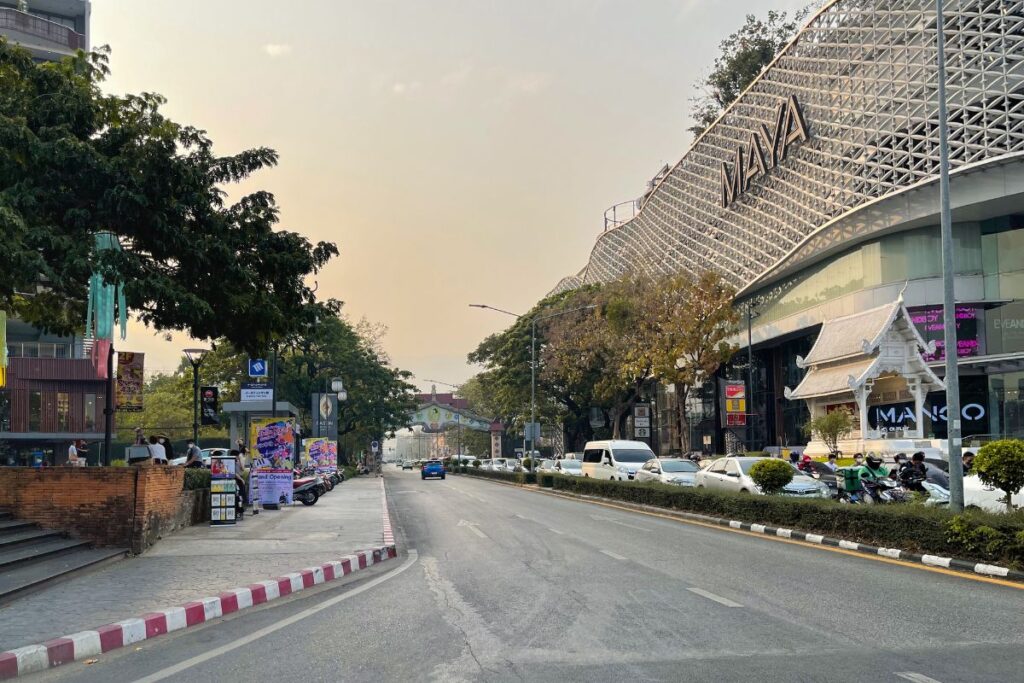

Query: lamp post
<box><xmin>183</xmin><ymin>348</ymin><xmax>210</xmax><ymax>446</ymax></box>
<box><xmin>934</xmin><ymin>0</ymin><xmax>964</xmax><ymax>512</ymax></box>
<box><xmin>470</xmin><ymin>303</ymin><xmax>597</xmax><ymax>469</ymax></box>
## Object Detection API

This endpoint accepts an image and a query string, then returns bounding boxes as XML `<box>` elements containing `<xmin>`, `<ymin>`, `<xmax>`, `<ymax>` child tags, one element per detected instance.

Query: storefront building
<box><xmin>551</xmin><ymin>0</ymin><xmax>1024</xmax><ymax>454</ymax></box>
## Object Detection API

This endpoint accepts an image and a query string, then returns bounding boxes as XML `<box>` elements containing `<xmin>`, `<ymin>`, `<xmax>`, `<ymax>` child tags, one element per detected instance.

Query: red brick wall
<box><xmin>0</xmin><ymin>466</ymin><xmax>195</xmax><ymax>552</ymax></box>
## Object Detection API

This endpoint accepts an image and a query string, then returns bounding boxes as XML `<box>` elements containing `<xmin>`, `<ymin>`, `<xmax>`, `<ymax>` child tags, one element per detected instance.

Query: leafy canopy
<box><xmin>803</xmin><ymin>409</ymin><xmax>853</xmax><ymax>456</ymax></box>
<box><xmin>974</xmin><ymin>440</ymin><xmax>1024</xmax><ymax>513</ymax></box>
<box><xmin>0</xmin><ymin>41</ymin><xmax>337</xmax><ymax>350</ymax></box>
<box><xmin>688</xmin><ymin>9</ymin><xmax>807</xmax><ymax>136</ymax></box>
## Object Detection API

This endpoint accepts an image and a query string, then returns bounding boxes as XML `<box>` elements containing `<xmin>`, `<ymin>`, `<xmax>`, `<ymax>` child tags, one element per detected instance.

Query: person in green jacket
<box><xmin>858</xmin><ymin>454</ymin><xmax>889</xmax><ymax>481</ymax></box>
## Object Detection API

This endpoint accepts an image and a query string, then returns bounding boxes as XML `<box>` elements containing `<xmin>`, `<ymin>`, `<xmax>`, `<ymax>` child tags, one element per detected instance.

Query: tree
<box><xmin>749</xmin><ymin>458</ymin><xmax>794</xmax><ymax>494</ymax></box>
<box><xmin>802</xmin><ymin>409</ymin><xmax>853</xmax><ymax>456</ymax></box>
<box><xmin>640</xmin><ymin>271</ymin><xmax>739</xmax><ymax>453</ymax></box>
<box><xmin>688</xmin><ymin>10</ymin><xmax>807</xmax><ymax>136</ymax></box>
<box><xmin>974</xmin><ymin>440</ymin><xmax>1024</xmax><ymax>513</ymax></box>
<box><xmin>0</xmin><ymin>41</ymin><xmax>338</xmax><ymax>350</ymax></box>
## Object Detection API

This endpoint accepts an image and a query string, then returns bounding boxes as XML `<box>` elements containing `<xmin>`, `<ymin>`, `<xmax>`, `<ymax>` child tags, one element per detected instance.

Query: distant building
<box><xmin>0</xmin><ymin>0</ymin><xmax>90</xmax><ymax>61</ymax></box>
<box><xmin>1</xmin><ymin>0</ymin><xmax>99</xmax><ymax>466</ymax></box>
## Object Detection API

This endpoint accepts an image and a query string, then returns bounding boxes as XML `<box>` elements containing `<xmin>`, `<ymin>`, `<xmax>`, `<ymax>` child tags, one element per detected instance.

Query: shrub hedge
<box><xmin>183</xmin><ymin>468</ymin><xmax>211</xmax><ymax>491</ymax></box>
<box><xmin>545</xmin><ymin>475</ymin><xmax>1024</xmax><ymax>569</ymax></box>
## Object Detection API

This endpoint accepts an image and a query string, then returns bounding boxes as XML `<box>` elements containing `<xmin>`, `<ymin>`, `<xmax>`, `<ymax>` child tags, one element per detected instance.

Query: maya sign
<box><xmin>721</xmin><ymin>94</ymin><xmax>810</xmax><ymax>209</ymax></box>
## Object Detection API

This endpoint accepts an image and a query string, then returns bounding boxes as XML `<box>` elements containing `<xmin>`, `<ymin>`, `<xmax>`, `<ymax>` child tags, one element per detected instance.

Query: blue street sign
<box><xmin>248</xmin><ymin>358</ymin><xmax>268</xmax><ymax>378</ymax></box>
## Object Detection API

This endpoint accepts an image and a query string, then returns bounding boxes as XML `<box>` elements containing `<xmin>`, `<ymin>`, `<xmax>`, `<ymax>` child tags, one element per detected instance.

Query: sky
<box><xmin>92</xmin><ymin>0</ymin><xmax>807</xmax><ymax>390</ymax></box>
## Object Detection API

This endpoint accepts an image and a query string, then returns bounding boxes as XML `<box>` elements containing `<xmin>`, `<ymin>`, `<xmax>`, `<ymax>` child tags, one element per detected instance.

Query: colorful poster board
<box><xmin>303</xmin><ymin>438</ymin><xmax>337</xmax><ymax>474</ymax></box>
<box><xmin>249</xmin><ymin>417</ymin><xmax>296</xmax><ymax>506</ymax></box>
<box><xmin>115</xmin><ymin>352</ymin><xmax>145</xmax><ymax>412</ymax></box>
<box><xmin>210</xmin><ymin>455</ymin><xmax>237</xmax><ymax>526</ymax></box>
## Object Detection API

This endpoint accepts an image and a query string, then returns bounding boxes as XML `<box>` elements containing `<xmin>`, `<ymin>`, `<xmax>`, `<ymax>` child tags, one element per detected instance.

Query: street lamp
<box><xmin>183</xmin><ymin>348</ymin><xmax>210</xmax><ymax>445</ymax></box>
<box><xmin>470</xmin><ymin>303</ymin><xmax>597</xmax><ymax>469</ymax></box>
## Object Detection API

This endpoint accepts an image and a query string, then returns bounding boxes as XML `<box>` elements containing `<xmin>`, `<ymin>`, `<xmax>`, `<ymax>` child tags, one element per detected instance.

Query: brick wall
<box><xmin>0</xmin><ymin>466</ymin><xmax>205</xmax><ymax>553</ymax></box>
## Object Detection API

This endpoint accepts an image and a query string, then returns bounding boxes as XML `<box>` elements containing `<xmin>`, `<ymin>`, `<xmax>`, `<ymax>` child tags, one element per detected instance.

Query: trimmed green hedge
<box><xmin>183</xmin><ymin>468</ymin><xmax>211</xmax><ymax>491</ymax></box>
<box><xmin>542</xmin><ymin>476</ymin><xmax>1024</xmax><ymax>569</ymax></box>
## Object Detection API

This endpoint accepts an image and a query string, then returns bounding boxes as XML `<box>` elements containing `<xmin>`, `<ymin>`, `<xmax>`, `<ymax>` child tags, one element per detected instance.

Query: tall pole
<box><xmin>191</xmin><ymin>361</ymin><xmax>200</xmax><ymax>445</ymax></box>
<box><xmin>529</xmin><ymin>319</ymin><xmax>536</xmax><ymax>470</ymax></box>
<box><xmin>271</xmin><ymin>344</ymin><xmax>278</xmax><ymax>419</ymax></box>
<box><xmin>935</xmin><ymin>0</ymin><xmax>964</xmax><ymax>512</ymax></box>
<box><xmin>103</xmin><ymin>343</ymin><xmax>114</xmax><ymax>466</ymax></box>
<box><xmin>747</xmin><ymin>305</ymin><xmax>754</xmax><ymax>452</ymax></box>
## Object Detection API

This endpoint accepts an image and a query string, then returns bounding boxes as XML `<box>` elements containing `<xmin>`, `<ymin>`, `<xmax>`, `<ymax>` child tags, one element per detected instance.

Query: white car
<box><xmin>634</xmin><ymin>458</ymin><xmax>701</xmax><ymax>486</ymax></box>
<box><xmin>536</xmin><ymin>459</ymin><xmax>559</xmax><ymax>474</ymax></box>
<box><xmin>694</xmin><ymin>456</ymin><xmax>830</xmax><ymax>498</ymax></box>
<box><xmin>554</xmin><ymin>459</ymin><xmax>583</xmax><ymax>477</ymax></box>
<box><xmin>580</xmin><ymin>440</ymin><xmax>657</xmax><ymax>481</ymax></box>
<box><xmin>924</xmin><ymin>474</ymin><xmax>1023</xmax><ymax>513</ymax></box>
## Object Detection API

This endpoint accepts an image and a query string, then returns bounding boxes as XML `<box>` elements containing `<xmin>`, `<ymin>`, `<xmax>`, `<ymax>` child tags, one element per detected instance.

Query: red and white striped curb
<box><xmin>0</xmin><ymin>545</ymin><xmax>397</xmax><ymax>680</ymax></box>
<box><xmin>381</xmin><ymin>478</ymin><xmax>395</xmax><ymax>546</ymax></box>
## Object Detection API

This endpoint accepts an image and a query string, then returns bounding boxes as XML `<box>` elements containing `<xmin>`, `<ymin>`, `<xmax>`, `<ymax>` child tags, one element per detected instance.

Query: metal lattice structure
<box><xmin>560</xmin><ymin>0</ymin><xmax>1024</xmax><ymax>295</ymax></box>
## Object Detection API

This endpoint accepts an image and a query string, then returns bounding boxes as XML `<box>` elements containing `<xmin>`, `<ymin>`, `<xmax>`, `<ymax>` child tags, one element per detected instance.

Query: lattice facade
<box><xmin>563</xmin><ymin>0</ymin><xmax>1024</xmax><ymax>294</ymax></box>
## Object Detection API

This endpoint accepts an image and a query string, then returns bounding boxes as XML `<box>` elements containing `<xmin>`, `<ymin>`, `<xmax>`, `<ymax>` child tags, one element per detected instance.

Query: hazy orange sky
<box><xmin>93</xmin><ymin>0</ymin><xmax>805</xmax><ymax>390</ymax></box>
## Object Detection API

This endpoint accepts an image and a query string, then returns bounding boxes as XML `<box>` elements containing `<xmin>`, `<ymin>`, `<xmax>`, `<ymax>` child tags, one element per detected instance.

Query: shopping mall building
<box><xmin>552</xmin><ymin>0</ymin><xmax>1024</xmax><ymax>455</ymax></box>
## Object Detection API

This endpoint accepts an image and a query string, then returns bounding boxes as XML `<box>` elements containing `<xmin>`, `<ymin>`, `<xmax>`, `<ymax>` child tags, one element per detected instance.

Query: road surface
<box><xmin>34</xmin><ymin>469</ymin><xmax>1024</xmax><ymax>682</ymax></box>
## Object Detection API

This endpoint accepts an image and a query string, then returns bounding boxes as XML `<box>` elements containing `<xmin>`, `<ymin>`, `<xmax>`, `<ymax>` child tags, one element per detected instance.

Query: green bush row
<box><xmin>539</xmin><ymin>475</ymin><xmax>1024</xmax><ymax>569</ymax></box>
<box><xmin>457</xmin><ymin>467</ymin><xmax>536</xmax><ymax>485</ymax></box>
<box><xmin>183</xmin><ymin>468</ymin><xmax>211</xmax><ymax>491</ymax></box>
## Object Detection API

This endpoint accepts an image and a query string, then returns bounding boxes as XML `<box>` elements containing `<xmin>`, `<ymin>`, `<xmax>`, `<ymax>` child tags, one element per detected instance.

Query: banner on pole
<box><xmin>302</xmin><ymin>437</ymin><xmax>337</xmax><ymax>474</ymax></box>
<box><xmin>249</xmin><ymin>417</ymin><xmax>296</xmax><ymax>506</ymax></box>
<box><xmin>201</xmin><ymin>386</ymin><xmax>220</xmax><ymax>425</ymax></box>
<box><xmin>115</xmin><ymin>352</ymin><xmax>145</xmax><ymax>412</ymax></box>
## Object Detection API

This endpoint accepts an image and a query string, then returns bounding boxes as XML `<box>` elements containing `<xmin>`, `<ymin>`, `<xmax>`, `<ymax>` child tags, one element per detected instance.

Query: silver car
<box><xmin>694</xmin><ymin>456</ymin><xmax>830</xmax><ymax>497</ymax></box>
<box><xmin>634</xmin><ymin>458</ymin><xmax>700</xmax><ymax>486</ymax></box>
<box><xmin>554</xmin><ymin>459</ymin><xmax>583</xmax><ymax>477</ymax></box>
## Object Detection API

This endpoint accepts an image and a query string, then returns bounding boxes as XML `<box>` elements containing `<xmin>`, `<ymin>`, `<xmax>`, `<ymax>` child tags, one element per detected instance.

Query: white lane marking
<box><xmin>687</xmin><ymin>587</ymin><xmax>742</xmax><ymax>608</ymax></box>
<box><xmin>514</xmin><ymin>514</ymin><xmax>527</xmax><ymax>519</ymax></box>
<box><xmin>133</xmin><ymin>551</ymin><xmax>419</xmax><ymax>683</ymax></box>
<box><xmin>547</xmin><ymin>528</ymin><xmax>564</xmax><ymax>535</ymax></box>
<box><xmin>895</xmin><ymin>672</ymin><xmax>943</xmax><ymax>683</ymax></box>
<box><xmin>466</xmin><ymin>525</ymin><xmax>488</xmax><ymax>539</ymax></box>
<box><xmin>600</xmin><ymin>549</ymin><xmax>627</xmax><ymax>560</ymax></box>
<box><xmin>589</xmin><ymin>514</ymin><xmax>650</xmax><ymax>532</ymax></box>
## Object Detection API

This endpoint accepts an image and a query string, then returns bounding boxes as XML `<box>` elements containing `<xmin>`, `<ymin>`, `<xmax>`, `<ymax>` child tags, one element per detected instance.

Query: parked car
<box><xmin>537</xmin><ymin>459</ymin><xmax>559</xmax><ymax>474</ymax></box>
<box><xmin>580</xmin><ymin>440</ymin><xmax>656</xmax><ymax>480</ymax></box>
<box><xmin>634</xmin><ymin>458</ymin><xmax>700</xmax><ymax>486</ymax></box>
<box><xmin>799</xmin><ymin>460</ymin><xmax>839</xmax><ymax>496</ymax></box>
<box><xmin>561</xmin><ymin>452</ymin><xmax>582</xmax><ymax>461</ymax></box>
<box><xmin>555</xmin><ymin>459</ymin><xmax>583</xmax><ymax>477</ymax></box>
<box><xmin>421</xmin><ymin>459</ymin><xmax>445</xmax><ymax>480</ymax></box>
<box><xmin>695</xmin><ymin>456</ymin><xmax>830</xmax><ymax>498</ymax></box>
<box><xmin>401</xmin><ymin>461</ymin><xmax>414</xmax><ymax>470</ymax></box>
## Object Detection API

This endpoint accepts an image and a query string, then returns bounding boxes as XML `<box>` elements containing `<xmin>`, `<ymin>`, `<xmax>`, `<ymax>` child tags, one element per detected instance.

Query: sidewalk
<box><xmin>0</xmin><ymin>476</ymin><xmax>388</xmax><ymax>652</ymax></box>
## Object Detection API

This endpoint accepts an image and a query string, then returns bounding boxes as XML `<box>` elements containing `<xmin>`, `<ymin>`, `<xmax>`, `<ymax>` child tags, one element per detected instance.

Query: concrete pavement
<box><xmin>26</xmin><ymin>468</ymin><xmax>1024</xmax><ymax>682</ymax></box>
<box><xmin>0</xmin><ymin>476</ymin><xmax>386</xmax><ymax>653</ymax></box>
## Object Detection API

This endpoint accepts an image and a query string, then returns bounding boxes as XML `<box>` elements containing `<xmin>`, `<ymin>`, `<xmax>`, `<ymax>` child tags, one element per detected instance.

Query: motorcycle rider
<box><xmin>898</xmin><ymin>452</ymin><xmax>929</xmax><ymax>492</ymax></box>
<box><xmin>858</xmin><ymin>454</ymin><xmax>889</xmax><ymax>482</ymax></box>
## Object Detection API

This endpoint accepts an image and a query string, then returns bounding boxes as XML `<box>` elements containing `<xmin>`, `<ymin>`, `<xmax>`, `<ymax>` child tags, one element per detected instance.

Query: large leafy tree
<box><xmin>688</xmin><ymin>9</ymin><xmax>808</xmax><ymax>136</ymax></box>
<box><xmin>641</xmin><ymin>271</ymin><xmax>739</xmax><ymax>453</ymax></box>
<box><xmin>0</xmin><ymin>41</ymin><xmax>337</xmax><ymax>350</ymax></box>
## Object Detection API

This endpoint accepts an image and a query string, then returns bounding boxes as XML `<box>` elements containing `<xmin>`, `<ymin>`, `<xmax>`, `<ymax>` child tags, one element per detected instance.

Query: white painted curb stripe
<box><xmin>118</xmin><ymin>619</ymin><xmax>147</xmax><ymax>646</ymax></box>
<box><xmin>750</xmin><ymin>524</ymin><xmax>766</xmax><ymax>534</ymax></box>
<box><xmin>776</xmin><ymin>528</ymin><xmax>792</xmax><ymax>538</ymax></box>
<box><xmin>10</xmin><ymin>645</ymin><xmax>48</xmax><ymax>676</ymax></box>
<box><xmin>921</xmin><ymin>555</ymin><xmax>952</xmax><ymax>568</ymax></box>
<box><xmin>163</xmin><ymin>607</ymin><xmax>187</xmax><ymax>633</ymax></box>
<box><xmin>878</xmin><ymin>548</ymin><xmax>901</xmax><ymax>559</ymax></box>
<box><xmin>975</xmin><ymin>563</ymin><xmax>1010</xmax><ymax>577</ymax></box>
<box><xmin>66</xmin><ymin>632</ymin><xmax>101</xmax><ymax>659</ymax></box>
<box><xmin>728</xmin><ymin>520</ymin><xmax>742</xmax><ymax>529</ymax></box>
<box><xmin>200</xmin><ymin>597</ymin><xmax>222</xmax><ymax>621</ymax></box>
<box><xmin>805</xmin><ymin>534</ymin><xmax>824</xmax><ymax>544</ymax></box>
<box><xmin>839</xmin><ymin>540</ymin><xmax>859</xmax><ymax>550</ymax></box>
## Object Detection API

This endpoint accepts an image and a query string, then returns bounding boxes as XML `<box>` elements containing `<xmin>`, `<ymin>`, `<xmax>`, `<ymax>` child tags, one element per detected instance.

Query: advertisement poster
<box><xmin>201</xmin><ymin>386</ymin><xmax>220</xmax><ymax>426</ymax></box>
<box><xmin>303</xmin><ymin>438</ymin><xmax>337</xmax><ymax>474</ymax></box>
<box><xmin>210</xmin><ymin>455</ymin><xmax>237</xmax><ymax>526</ymax></box>
<box><xmin>115</xmin><ymin>352</ymin><xmax>145</xmax><ymax>412</ymax></box>
<box><xmin>250</xmin><ymin>417</ymin><xmax>296</xmax><ymax>506</ymax></box>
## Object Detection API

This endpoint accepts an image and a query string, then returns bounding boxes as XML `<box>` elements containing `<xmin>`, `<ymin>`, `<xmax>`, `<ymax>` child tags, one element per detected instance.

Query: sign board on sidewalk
<box><xmin>371</xmin><ymin>440</ymin><xmax>379</xmax><ymax>454</ymax></box>
<box><xmin>210</xmin><ymin>455</ymin><xmax>237</xmax><ymax>526</ymax></box>
<box><xmin>248</xmin><ymin>358</ymin><xmax>268</xmax><ymax>378</ymax></box>
<box><xmin>241</xmin><ymin>383</ymin><xmax>273</xmax><ymax>402</ymax></box>
<box><xmin>722</xmin><ymin>380</ymin><xmax>748</xmax><ymax>427</ymax></box>
<box><xmin>201</xmin><ymin>386</ymin><xmax>220</xmax><ymax>426</ymax></box>
<box><xmin>311</xmin><ymin>393</ymin><xmax>338</xmax><ymax>440</ymax></box>
<box><xmin>634</xmin><ymin>417</ymin><xmax>651</xmax><ymax>428</ymax></box>
<box><xmin>250</xmin><ymin>417</ymin><xmax>296</xmax><ymax>506</ymax></box>
<box><xmin>634</xmin><ymin>427</ymin><xmax>651</xmax><ymax>438</ymax></box>
<box><xmin>524</xmin><ymin>422</ymin><xmax>541</xmax><ymax>441</ymax></box>
<box><xmin>633</xmin><ymin>404</ymin><xmax>650</xmax><ymax>419</ymax></box>
<box><xmin>115</xmin><ymin>352</ymin><xmax>145</xmax><ymax>412</ymax></box>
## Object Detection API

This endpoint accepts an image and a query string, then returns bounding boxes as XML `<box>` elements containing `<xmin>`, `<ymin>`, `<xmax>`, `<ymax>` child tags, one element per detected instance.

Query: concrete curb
<box><xmin>0</xmin><ymin>545</ymin><xmax>397</xmax><ymax>680</ymax></box>
<box><xmin>0</xmin><ymin>479</ymin><xmax>401</xmax><ymax>680</ymax></box>
<box><xmin>456</xmin><ymin>473</ymin><xmax>1024</xmax><ymax>583</ymax></box>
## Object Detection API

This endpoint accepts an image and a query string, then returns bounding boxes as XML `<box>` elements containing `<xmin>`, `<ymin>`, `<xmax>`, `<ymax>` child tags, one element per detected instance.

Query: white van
<box><xmin>580</xmin><ymin>440</ymin><xmax>656</xmax><ymax>481</ymax></box>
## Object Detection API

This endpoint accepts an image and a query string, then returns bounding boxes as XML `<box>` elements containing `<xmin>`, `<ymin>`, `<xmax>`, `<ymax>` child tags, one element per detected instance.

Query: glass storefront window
<box><xmin>28</xmin><ymin>391</ymin><xmax>42</xmax><ymax>431</ymax></box>
<box><xmin>84</xmin><ymin>394</ymin><xmax>97</xmax><ymax>431</ymax></box>
<box><xmin>56</xmin><ymin>392</ymin><xmax>69</xmax><ymax>431</ymax></box>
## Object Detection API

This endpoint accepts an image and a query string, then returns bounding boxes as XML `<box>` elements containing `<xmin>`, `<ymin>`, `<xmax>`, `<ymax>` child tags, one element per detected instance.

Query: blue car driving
<box><xmin>421</xmin><ymin>459</ymin><xmax>445</xmax><ymax>480</ymax></box>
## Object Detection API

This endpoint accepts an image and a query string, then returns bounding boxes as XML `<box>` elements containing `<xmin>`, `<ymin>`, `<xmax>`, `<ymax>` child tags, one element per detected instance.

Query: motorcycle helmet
<box><xmin>866</xmin><ymin>455</ymin><xmax>884</xmax><ymax>469</ymax></box>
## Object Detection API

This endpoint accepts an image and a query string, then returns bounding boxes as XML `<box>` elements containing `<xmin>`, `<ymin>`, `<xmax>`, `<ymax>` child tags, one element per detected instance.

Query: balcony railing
<box><xmin>7</xmin><ymin>341</ymin><xmax>73</xmax><ymax>359</ymax></box>
<box><xmin>0</xmin><ymin>8</ymin><xmax>85</xmax><ymax>52</ymax></box>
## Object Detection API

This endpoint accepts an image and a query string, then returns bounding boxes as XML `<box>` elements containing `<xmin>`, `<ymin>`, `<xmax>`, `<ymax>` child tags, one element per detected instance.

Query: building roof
<box><xmin>413</xmin><ymin>392</ymin><xmax>468</xmax><ymax>410</ymax></box>
<box><xmin>799</xmin><ymin>301</ymin><xmax>900</xmax><ymax>366</ymax></box>
<box><xmin>785</xmin><ymin>358</ymin><xmax>875</xmax><ymax>400</ymax></box>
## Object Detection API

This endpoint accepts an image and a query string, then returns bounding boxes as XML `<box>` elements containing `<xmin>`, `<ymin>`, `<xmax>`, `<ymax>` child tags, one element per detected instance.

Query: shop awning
<box><xmin>785</xmin><ymin>358</ymin><xmax>876</xmax><ymax>400</ymax></box>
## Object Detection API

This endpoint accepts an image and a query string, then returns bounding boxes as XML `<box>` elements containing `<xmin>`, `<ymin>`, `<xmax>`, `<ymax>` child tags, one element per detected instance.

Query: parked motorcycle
<box><xmin>293</xmin><ymin>475</ymin><xmax>320</xmax><ymax>506</ymax></box>
<box><xmin>836</xmin><ymin>468</ymin><xmax>910</xmax><ymax>504</ymax></box>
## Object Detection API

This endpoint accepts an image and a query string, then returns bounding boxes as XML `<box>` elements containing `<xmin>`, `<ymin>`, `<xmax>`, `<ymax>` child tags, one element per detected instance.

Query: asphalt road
<box><xmin>32</xmin><ymin>469</ymin><xmax>1024</xmax><ymax>683</ymax></box>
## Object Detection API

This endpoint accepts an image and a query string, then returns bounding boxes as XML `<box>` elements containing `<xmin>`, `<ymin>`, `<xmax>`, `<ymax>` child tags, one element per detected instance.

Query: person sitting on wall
<box><xmin>184</xmin><ymin>440</ymin><xmax>204</xmax><ymax>468</ymax></box>
<box><xmin>147</xmin><ymin>435</ymin><xmax>167</xmax><ymax>465</ymax></box>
